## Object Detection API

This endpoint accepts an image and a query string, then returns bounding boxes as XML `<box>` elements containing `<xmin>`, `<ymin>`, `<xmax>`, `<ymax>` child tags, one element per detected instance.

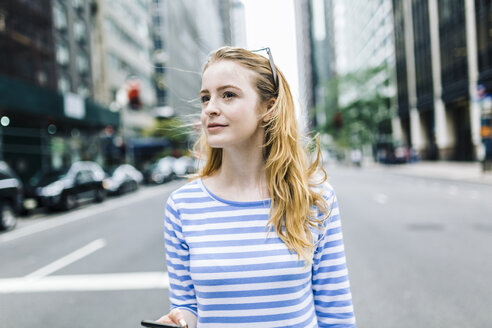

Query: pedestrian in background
<box><xmin>156</xmin><ymin>46</ymin><xmax>356</xmax><ymax>327</ymax></box>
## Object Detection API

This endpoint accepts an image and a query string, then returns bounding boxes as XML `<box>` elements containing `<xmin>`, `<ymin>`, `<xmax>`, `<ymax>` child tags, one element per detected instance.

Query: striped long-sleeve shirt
<box><xmin>164</xmin><ymin>178</ymin><xmax>356</xmax><ymax>327</ymax></box>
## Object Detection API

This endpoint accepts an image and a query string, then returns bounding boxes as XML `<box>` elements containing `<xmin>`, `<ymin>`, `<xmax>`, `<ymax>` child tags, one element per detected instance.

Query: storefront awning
<box><xmin>0</xmin><ymin>74</ymin><xmax>119</xmax><ymax>128</ymax></box>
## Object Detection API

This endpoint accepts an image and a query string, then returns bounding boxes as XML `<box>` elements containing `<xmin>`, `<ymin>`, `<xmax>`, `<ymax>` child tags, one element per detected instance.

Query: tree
<box><xmin>320</xmin><ymin>64</ymin><xmax>393</xmax><ymax>150</ymax></box>
<box><xmin>143</xmin><ymin>117</ymin><xmax>192</xmax><ymax>149</ymax></box>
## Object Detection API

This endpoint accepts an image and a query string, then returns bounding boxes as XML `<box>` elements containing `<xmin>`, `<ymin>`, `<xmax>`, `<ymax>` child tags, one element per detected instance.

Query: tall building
<box><xmin>230</xmin><ymin>0</ymin><xmax>247</xmax><ymax>48</ymax></box>
<box><xmin>0</xmin><ymin>0</ymin><xmax>118</xmax><ymax>182</ymax></box>
<box><xmin>392</xmin><ymin>0</ymin><xmax>485</xmax><ymax>161</ymax></box>
<box><xmin>331</xmin><ymin>0</ymin><xmax>396</xmax><ymax>151</ymax></box>
<box><xmin>151</xmin><ymin>0</ymin><xmax>232</xmax><ymax>119</ymax></box>
<box><xmin>294</xmin><ymin>0</ymin><xmax>315</xmax><ymax>131</ymax></box>
<box><xmin>150</xmin><ymin>0</ymin><xmax>167</xmax><ymax>108</ymax></box>
<box><xmin>0</xmin><ymin>0</ymin><xmax>56</xmax><ymax>90</ymax></box>
<box><xmin>90</xmin><ymin>0</ymin><xmax>155</xmax><ymax>158</ymax></box>
<box><xmin>310</xmin><ymin>0</ymin><xmax>337</xmax><ymax>129</ymax></box>
<box><xmin>334</xmin><ymin>0</ymin><xmax>395</xmax><ymax>76</ymax></box>
<box><xmin>52</xmin><ymin>0</ymin><xmax>93</xmax><ymax>97</ymax></box>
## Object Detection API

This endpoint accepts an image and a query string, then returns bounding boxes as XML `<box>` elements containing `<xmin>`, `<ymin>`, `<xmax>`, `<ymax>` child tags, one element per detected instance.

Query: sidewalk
<box><xmin>367</xmin><ymin>160</ymin><xmax>492</xmax><ymax>185</ymax></box>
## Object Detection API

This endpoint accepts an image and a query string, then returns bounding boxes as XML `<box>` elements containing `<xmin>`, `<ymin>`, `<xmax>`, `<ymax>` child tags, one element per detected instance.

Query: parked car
<box><xmin>104</xmin><ymin>164</ymin><xmax>143</xmax><ymax>195</ymax></box>
<box><xmin>143</xmin><ymin>156</ymin><xmax>176</xmax><ymax>184</ymax></box>
<box><xmin>25</xmin><ymin>161</ymin><xmax>107</xmax><ymax>211</ymax></box>
<box><xmin>172</xmin><ymin>156</ymin><xmax>196</xmax><ymax>177</ymax></box>
<box><xmin>0</xmin><ymin>161</ymin><xmax>23</xmax><ymax>231</ymax></box>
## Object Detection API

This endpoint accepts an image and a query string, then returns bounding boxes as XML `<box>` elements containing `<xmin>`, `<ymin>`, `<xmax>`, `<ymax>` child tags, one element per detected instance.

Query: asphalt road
<box><xmin>0</xmin><ymin>180</ymin><xmax>185</xmax><ymax>328</ymax></box>
<box><xmin>328</xmin><ymin>165</ymin><xmax>492</xmax><ymax>328</ymax></box>
<box><xmin>1</xmin><ymin>167</ymin><xmax>491</xmax><ymax>327</ymax></box>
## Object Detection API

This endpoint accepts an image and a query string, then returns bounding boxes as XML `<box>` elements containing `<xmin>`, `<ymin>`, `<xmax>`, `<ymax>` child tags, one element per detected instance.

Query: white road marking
<box><xmin>25</xmin><ymin>239</ymin><xmax>106</xmax><ymax>279</ymax></box>
<box><xmin>0</xmin><ymin>271</ymin><xmax>169</xmax><ymax>293</ymax></box>
<box><xmin>0</xmin><ymin>185</ymin><xmax>172</xmax><ymax>243</ymax></box>
<box><xmin>374</xmin><ymin>193</ymin><xmax>388</xmax><ymax>204</ymax></box>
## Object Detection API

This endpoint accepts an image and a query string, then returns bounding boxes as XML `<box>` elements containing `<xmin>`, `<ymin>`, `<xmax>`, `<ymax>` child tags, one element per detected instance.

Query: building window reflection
<box><xmin>76</xmin><ymin>52</ymin><xmax>89</xmax><ymax>74</ymax></box>
<box><xmin>56</xmin><ymin>40</ymin><xmax>69</xmax><ymax>66</ymax></box>
<box><xmin>53</xmin><ymin>2</ymin><xmax>67</xmax><ymax>31</ymax></box>
<box><xmin>73</xmin><ymin>20</ymin><xmax>86</xmax><ymax>42</ymax></box>
<box><xmin>58</xmin><ymin>75</ymin><xmax>71</xmax><ymax>93</ymax></box>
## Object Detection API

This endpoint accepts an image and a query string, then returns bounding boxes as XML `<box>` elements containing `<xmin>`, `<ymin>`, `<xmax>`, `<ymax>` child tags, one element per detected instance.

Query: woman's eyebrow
<box><xmin>200</xmin><ymin>84</ymin><xmax>241</xmax><ymax>95</ymax></box>
<box><xmin>217</xmin><ymin>84</ymin><xmax>241</xmax><ymax>91</ymax></box>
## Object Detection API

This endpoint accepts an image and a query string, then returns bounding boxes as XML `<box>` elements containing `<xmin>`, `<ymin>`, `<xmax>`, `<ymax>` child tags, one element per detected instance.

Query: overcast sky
<box><xmin>242</xmin><ymin>0</ymin><xmax>301</xmax><ymax>115</ymax></box>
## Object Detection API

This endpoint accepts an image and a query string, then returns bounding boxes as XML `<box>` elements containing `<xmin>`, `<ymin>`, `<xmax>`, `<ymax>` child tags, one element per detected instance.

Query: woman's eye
<box><xmin>201</xmin><ymin>95</ymin><xmax>210</xmax><ymax>103</ymax></box>
<box><xmin>223</xmin><ymin>91</ymin><xmax>236</xmax><ymax>99</ymax></box>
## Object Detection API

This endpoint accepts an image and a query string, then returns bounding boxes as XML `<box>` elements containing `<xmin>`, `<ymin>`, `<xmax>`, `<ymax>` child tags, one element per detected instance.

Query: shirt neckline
<box><xmin>197</xmin><ymin>178</ymin><xmax>271</xmax><ymax>207</ymax></box>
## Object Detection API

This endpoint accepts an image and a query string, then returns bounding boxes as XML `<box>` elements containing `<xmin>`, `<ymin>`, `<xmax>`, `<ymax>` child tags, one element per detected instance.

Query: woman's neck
<box><xmin>204</xmin><ymin>147</ymin><xmax>269</xmax><ymax>201</ymax></box>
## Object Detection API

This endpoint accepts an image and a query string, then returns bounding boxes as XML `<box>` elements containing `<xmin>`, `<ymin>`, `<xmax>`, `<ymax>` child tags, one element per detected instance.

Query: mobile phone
<box><xmin>141</xmin><ymin>320</ymin><xmax>180</xmax><ymax>328</ymax></box>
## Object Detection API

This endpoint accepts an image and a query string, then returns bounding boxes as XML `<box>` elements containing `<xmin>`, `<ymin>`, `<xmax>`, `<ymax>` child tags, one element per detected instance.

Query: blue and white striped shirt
<box><xmin>164</xmin><ymin>178</ymin><xmax>356</xmax><ymax>327</ymax></box>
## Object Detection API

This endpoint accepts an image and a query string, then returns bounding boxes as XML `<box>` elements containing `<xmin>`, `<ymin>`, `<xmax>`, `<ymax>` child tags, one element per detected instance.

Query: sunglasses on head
<box><xmin>251</xmin><ymin>47</ymin><xmax>278</xmax><ymax>88</ymax></box>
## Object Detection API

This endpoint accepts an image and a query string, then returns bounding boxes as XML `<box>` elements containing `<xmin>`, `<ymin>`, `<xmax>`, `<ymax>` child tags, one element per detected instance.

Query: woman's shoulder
<box><xmin>167</xmin><ymin>178</ymin><xmax>203</xmax><ymax>203</ymax></box>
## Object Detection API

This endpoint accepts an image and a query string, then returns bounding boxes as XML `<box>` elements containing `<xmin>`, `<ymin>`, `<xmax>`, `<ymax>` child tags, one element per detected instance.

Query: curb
<box><xmin>367</xmin><ymin>162</ymin><xmax>492</xmax><ymax>186</ymax></box>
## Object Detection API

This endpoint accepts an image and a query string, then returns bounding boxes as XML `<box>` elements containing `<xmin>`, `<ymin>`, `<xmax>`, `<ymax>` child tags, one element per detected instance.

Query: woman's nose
<box><xmin>204</xmin><ymin>99</ymin><xmax>220</xmax><ymax>116</ymax></box>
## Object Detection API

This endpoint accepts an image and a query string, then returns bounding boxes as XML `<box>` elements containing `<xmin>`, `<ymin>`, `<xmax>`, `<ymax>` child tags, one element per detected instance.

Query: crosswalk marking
<box><xmin>26</xmin><ymin>239</ymin><xmax>106</xmax><ymax>279</ymax></box>
<box><xmin>0</xmin><ymin>271</ymin><xmax>169</xmax><ymax>293</ymax></box>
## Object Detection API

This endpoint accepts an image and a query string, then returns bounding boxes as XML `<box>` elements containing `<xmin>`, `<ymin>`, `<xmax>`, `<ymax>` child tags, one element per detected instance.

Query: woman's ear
<box><xmin>262</xmin><ymin>98</ymin><xmax>276</xmax><ymax>123</ymax></box>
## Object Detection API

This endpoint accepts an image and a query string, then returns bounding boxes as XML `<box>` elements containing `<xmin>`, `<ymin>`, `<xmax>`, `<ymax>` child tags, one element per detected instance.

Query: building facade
<box><xmin>294</xmin><ymin>0</ymin><xmax>316</xmax><ymax>132</ymax></box>
<box><xmin>392</xmin><ymin>0</ymin><xmax>485</xmax><ymax>161</ymax></box>
<box><xmin>309</xmin><ymin>0</ymin><xmax>337</xmax><ymax>130</ymax></box>
<box><xmin>90</xmin><ymin>0</ymin><xmax>156</xmax><ymax>166</ymax></box>
<box><xmin>331</xmin><ymin>0</ymin><xmax>397</xmax><ymax>154</ymax></box>
<box><xmin>52</xmin><ymin>0</ymin><xmax>93</xmax><ymax>97</ymax></box>
<box><xmin>151</xmin><ymin>0</ymin><xmax>233</xmax><ymax>119</ymax></box>
<box><xmin>0</xmin><ymin>0</ymin><xmax>118</xmax><ymax>182</ymax></box>
<box><xmin>230</xmin><ymin>0</ymin><xmax>247</xmax><ymax>48</ymax></box>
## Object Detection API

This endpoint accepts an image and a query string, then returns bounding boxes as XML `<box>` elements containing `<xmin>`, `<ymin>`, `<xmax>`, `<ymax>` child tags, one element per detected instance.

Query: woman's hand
<box><xmin>156</xmin><ymin>308</ymin><xmax>190</xmax><ymax>327</ymax></box>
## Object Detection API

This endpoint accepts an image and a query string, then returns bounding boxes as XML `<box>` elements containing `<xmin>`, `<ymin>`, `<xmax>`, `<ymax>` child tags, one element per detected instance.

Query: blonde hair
<box><xmin>194</xmin><ymin>46</ymin><xmax>329</xmax><ymax>263</ymax></box>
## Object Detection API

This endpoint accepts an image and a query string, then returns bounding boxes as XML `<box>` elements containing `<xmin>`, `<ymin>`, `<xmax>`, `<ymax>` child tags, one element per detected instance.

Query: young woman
<box><xmin>157</xmin><ymin>47</ymin><xmax>356</xmax><ymax>327</ymax></box>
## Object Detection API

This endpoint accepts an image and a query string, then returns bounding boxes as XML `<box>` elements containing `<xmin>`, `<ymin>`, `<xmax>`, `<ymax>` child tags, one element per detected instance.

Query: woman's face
<box><xmin>200</xmin><ymin>60</ymin><xmax>267</xmax><ymax>150</ymax></box>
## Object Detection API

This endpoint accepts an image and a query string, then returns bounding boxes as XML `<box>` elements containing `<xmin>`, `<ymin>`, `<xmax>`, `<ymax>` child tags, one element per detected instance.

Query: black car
<box><xmin>104</xmin><ymin>164</ymin><xmax>143</xmax><ymax>195</ymax></box>
<box><xmin>0</xmin><ymin>161</ymin><xmax>23</xmax><ymax>231</ymax></box>
<box><xmin>26</xmin><ymin>161</ymin><xmax>107</xmax><ymax>211</ymax></box>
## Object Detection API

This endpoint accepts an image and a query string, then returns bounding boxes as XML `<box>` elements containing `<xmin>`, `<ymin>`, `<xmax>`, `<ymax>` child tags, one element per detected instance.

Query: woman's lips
<box><xmin>207</xmin><ymin>123</ymin><xmax>227</xmax><ymax>132</ymax></box>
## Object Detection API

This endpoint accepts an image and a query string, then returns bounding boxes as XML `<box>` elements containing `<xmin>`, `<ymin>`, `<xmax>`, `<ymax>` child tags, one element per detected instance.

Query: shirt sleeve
<box><xmin>312</xmin><ymin>184</ymin><xmax>356</xmax><ymax>327</ymax></box>
<box><xmin>164</xmin><ymin>194</ymin><xmax>198</xmax><ymax>316</ymax></box>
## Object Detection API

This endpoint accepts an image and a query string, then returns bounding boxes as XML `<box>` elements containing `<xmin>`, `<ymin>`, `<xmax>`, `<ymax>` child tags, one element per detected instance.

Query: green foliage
<box><xmin>143</xmin><ymin>117</ymin><xmax>191</xmax><ymax>144</ymax></box>
<box><xmin>321</xmin><ymin>64</ymin><xmax>393</xmax><ymax>149</ymax></box>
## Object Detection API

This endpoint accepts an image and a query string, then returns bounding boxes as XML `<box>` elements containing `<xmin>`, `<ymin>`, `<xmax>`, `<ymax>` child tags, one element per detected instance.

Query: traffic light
<box><xmin>127</xmin><ymin>79</ymin><xmax>142</xmax><ymax>109</ymax></box>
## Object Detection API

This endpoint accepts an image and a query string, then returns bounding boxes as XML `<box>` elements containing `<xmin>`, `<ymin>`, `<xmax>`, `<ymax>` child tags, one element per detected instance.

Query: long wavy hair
<box><xmin>194</xmin><ymin>46</ymin><xmax>329</xmax><ymax>263</ymax></box>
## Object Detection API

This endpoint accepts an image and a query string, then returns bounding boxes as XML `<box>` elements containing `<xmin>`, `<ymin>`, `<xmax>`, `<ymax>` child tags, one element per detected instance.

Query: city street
<box><xmin>330</xmin><ymin>165</ymin><xmax>492</xmax><ymax>328</ymax></box>
<box><xmin>1</xmin><ymin>167</ymin><xmax>492</xmax><ymax>327</ymax></box>
<box><xmin>0</xmin><ymin>180</ymin><xmax>185</xmax><ymax>328</ymax></box>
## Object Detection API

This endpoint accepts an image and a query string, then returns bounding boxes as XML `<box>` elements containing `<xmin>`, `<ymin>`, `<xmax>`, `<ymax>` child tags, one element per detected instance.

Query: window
<box><xmin>37</xmin><ymin>71</ymin><xmax>48</xmax><ymax>86</ymax></box>
<box><xmin>73</xmin><ymin>20</ymin><xmax>86</xmax><ymax>42</ymax></box>
<box><xmin>56</xmin><ymin>40</ymin><xmax>69</xmax><ymax>65</ymax></box>
<box><xmin>53</xmin><ymin>2</ymin><xmax>67</xmax><ymax>30</ymax></box>
<box><xmin>154</xmin><ymin>38</ymin><xmax>163</xmax><ymax>50</ymax></box>
<box><xmin>73</xmin><ymin>0</ymin><xmax>84</xmax><ymax>10</ymax></box>
<box><xmin>77</xmin><ymin>84</ymin><xmax>90</xmax><ymax>97</ymax></box>
<box><xmin>58</xmin><ymin>75</ymin><xmax>71</xmax><ymax>93</ymax></box>
<box><xmin>76</xmin><ymin>52</ymin><xmax>89</xmax><ymax>74</ymax></box>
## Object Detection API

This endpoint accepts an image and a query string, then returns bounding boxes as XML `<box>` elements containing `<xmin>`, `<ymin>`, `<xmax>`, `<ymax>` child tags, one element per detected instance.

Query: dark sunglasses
<box><xmin>251</xmin><ymin>47</ymin><xmax>278</xmax><ymax>88</ymax></box>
